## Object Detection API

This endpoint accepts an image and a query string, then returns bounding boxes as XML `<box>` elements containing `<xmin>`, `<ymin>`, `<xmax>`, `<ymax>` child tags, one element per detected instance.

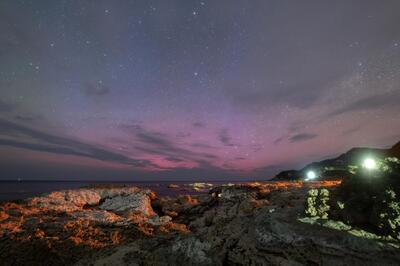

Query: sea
<box><xmin>0</xmin><ymin>180</ymin><xmax>247</xmax><ymax>201</ymax></box>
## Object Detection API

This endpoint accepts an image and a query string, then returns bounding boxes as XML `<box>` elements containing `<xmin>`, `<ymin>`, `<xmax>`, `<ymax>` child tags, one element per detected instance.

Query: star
<box><xmin>1</xmin><ymin>0</ymin><xmax>400</xmax><ymax>182</ymax></box>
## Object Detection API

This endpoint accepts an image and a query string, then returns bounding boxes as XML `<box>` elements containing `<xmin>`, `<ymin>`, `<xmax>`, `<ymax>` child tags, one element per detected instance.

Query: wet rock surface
<box><xmin>1</xmin><ymin>181</ymin><xmax>400</xmax><ymax>266</ymax></box>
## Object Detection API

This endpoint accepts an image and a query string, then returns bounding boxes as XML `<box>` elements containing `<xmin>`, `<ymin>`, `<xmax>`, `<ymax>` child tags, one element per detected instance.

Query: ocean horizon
<box><xmin>0</xmin><ymin>179</ymin><xmax>257</xmax><ymax>201</ymax></box>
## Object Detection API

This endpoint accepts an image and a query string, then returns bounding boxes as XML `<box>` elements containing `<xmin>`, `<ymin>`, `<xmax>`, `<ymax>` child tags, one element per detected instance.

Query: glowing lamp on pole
<box><xmin>306</xmin><ymin>170</ymin><xmax>317</xmax><ymax>181</ymax></box>
<box><xmin>363</xmin><ymin>158</ymin><xmax>376</xmax><ymax>170</ymax></box>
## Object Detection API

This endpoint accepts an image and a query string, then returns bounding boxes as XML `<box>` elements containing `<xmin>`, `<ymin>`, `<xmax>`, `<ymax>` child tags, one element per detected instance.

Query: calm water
<box><xmin>0</xmin><ymin>180</ymin><xmax>245</xmax><ymax>201</ymax></box>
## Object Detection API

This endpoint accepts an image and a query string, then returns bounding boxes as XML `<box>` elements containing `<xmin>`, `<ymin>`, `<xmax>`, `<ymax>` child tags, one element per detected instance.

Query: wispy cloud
<box><xmin>273</xmin><ymin>137</ymin><xmax>284</xmax><ymax>145</ymax></box>
<box><xmin>121</xmin><ymin>123</ymin><xmax>221</xmax><ymax>167</ymax></box>
<box><xmin>190</xmin><ymin>143</ymin><xmax>216</xmax><ymax>149</ymax></box>
<box><xmin>218</xmin><ymin>129</ymin><xmax>235</xmax><ymax>147</ymax></box>
<box><xmin>0</xmin><ymin>119</ymin><xmax>151</xmax><ymax>167</ymax></box>
<box><xmin>290</xmin><ymin>133</ymin><xmax>318</xmax><ymax>143</ymax></box>
<box><xmin>14</xmin><ymin>114</ymin><xmax>43</xmax><ymax>122</ymax></box>
<box><xmin>176</xmin><ymin>132</ymin><xmax>191</xmax><ymax>138</ymax></box>
<box><xmin>192</xmin><ymin>122</ymin><xmax>205</xmax><ymax>128</ymax></box>
<box><xmin>326</xmin><ymin>91</ymin><xmax>400</xmax><ymax>118</ymax></box>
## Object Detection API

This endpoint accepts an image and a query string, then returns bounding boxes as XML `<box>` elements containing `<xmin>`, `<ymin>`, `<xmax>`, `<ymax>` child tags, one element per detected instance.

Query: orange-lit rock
<box><xmin>0</xmin><ymin>210</ymin><xmax>9</xmax><ymax>222</ymax></box>
<box><xmin>4</xmin><ymin>180</ymin><xmax>396</xmax><ymax>266</ymax></box>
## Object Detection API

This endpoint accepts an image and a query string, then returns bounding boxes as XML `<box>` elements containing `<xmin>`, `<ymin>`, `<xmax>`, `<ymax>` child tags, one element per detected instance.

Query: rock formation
<box><xmin>1</xmin><ymin>181</ymin><xmax>399</xmax><ymax>266</ymax></box>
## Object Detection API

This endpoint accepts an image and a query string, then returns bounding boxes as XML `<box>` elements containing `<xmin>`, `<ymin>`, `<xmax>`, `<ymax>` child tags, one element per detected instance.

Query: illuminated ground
<box><xmin>1</xmin><ymin>180</ymin><xmax>399</xmax><ymax>266</ymax></box>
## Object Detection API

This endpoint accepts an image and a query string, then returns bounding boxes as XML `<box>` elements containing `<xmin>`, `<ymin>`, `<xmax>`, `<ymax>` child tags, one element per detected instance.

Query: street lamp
<box><xmin>306</xmin><ymin>170</ymin><xmax>317</xmax><ymax>181</ymax></box>
<box><xmin>363</xmin><ymin>158</ymin><xmax>376</xmax><ymax>170</ymax></box>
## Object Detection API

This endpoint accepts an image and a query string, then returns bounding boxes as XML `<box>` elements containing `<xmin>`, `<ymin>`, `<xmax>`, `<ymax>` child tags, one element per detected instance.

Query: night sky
<box><xmin>1</xmin><ymin>1</ymin><xmax>400</xmax><ymax>181</ymax></box>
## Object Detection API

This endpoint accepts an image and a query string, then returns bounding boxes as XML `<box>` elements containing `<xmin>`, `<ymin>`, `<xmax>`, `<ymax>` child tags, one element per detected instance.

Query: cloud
<box><xmin>135</xmin><ymin>130</ymin><xmax>171</xmax><ymax>148</ymax></box>
<box><xmin>290</xmin><ymin>133</ymin><xmax>318</xmax><ymax>143</ymax></box>
<box><xmin>326</xmin><ymin>91</ymin><xmax>400</xmax><ymax>118</ymax></box>
<box><xmin>0</xmin><ymin>119</ymin><xmax>151</xmax><ymax>167</ymax></box>
<box><xmin>153</xmin><ymin>162</ymin><xmax>240</xmax><ymax>179</ymax></box>
<box><xmin>83</xmin><ymin>81</ymin><xmax>110</xmax><ymax>96</ymax></box>
<box><xmin>341</xmin><ymin>126</ymin><xmax>361</xmax><ymax>136</ymax></box>
<box><xmin>250</xmin><ymin>143</ymin><xmax>263</xmax><ymax>152</ymax></box>
<box><xmin>14</xmin><ymin>114</ymin><xmax>43</xmax><ymax>122</ymax></box>
<box><xmin>0</xmin><ymin>100</ymin><xmax>16</xmax><ymax>113</ymax></box>
<box><xmin>230</xmin><ymin>71</ymin><xmax>344</xmax><ymax>113</ymax></box>
<box><xmin>164</xmin><ymin>156</ymin><xmax>185</xmax><ymax>162</ymax></box>
<box><xmin>190</xmin><ymin>143</ymin><xmax>216</xmax><ymax>149</ymax></box>
<box><xmin>192</xmin><ymin>122</ymin><xmax>205</xmax><ymax>128</ymax></box>
<box><xmin>176</xmin><ymin>132</ymin><xmax>191</xmax><ymax>138</ymax></box>
<box><xmin>121</xmin><ymin>123</ymin><xmax>220</xmax><ymax>165</ymax></box>
<box><xmin>218</xmin><ymin>129</ymin><xmax>235</xmax><ymax>147</ymax></box>
<box><xmin>128</xmin><ymin>128</ymin><xmax>233</xmax><ymax>174</ymax></box>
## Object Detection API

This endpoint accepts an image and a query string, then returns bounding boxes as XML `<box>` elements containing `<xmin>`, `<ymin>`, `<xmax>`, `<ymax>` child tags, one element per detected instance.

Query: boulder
<box><xmin>100</xmin><ymin>192</ymin><xmax>155</xmax><ymax>217</ymax></box>
<box><xmin>28</xmin><ymin>189</ymin><xmax>101</xmax><ymax>212</ymax></box>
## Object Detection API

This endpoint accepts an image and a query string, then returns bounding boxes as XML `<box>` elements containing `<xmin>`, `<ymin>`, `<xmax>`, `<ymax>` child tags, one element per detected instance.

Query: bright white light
<box><xmin>363</xmin><ymin>158</ymin><xmax>376</xmax><ymax>170</ymax></box>
<box><xmin>306</xmin><ymin>171</ymin><xmax>317</xmax><ymax>180</ymax></box>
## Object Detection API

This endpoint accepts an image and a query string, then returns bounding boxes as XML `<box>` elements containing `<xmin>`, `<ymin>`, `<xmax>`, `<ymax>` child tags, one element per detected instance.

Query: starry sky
<box><xmin>1</xmin><ymin>0</ymin><xmax>400</xmax><ymax>181</ymax></box>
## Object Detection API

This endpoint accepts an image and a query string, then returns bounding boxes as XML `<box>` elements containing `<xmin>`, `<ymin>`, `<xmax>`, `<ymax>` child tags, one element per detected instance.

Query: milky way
<box><xmin>1</xmin><ymin>1</ymin><xmax>400</xmax><ymax>180</ymax></box>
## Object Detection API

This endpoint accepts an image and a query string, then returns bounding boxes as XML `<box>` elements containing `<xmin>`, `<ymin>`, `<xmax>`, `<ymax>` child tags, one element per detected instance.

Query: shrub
<box><xmin>329</xmin><ymin>156</ymin><xmax>400</xmax><ymax>237</ymax></box>
<box><xmin>371</xmin><ymin>189</ymin><xmax>400</xmax><ymax>240</ymax></box>
<box><xmin>305</xmin><ymin>188</ymin><xmax>330</xmax><ymax>219</ymax></box>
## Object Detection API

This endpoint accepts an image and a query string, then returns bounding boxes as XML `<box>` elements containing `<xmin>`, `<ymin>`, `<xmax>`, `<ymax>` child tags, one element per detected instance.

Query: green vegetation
<box><xmin>304</xmin><ymin>157</ymin><xmax>400</xmax><ymax>240</ymax></box>
<box><xmin>371</xmin><ymin>189</ymin><xmax>400</xmax><ymax>240</ymax></box>
<box><xmin>304</xmin><ymin>188</ymin><xmax>330</xmax><ymax>219</ymax></box>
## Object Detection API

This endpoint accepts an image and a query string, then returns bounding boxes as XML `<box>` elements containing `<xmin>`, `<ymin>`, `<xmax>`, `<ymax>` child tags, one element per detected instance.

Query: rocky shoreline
<box><xmin>1</xmin><ymin>181</ymin><xmax>399</xmax><ymax>266</ymax></box>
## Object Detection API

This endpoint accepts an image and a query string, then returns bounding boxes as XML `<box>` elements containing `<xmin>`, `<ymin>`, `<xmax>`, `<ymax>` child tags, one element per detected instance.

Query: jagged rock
<box><xmin>148</xmin><ymin>215</ymin><xmax>172</xmax><ymax>226</ymax></box>
<box><xmin>168</xmin><ymin>184</ymin><xmax>180</xmax><ymax>189</ymax></box>
<box><xmin>187</xmin><ymin>183</ymin><xmax>214</xmax><ymax>192</ymax></box>
<box><xmin>0</xmin><ymin>211</ymin><xmax>9</xmax><ymax>222</ymax></box>
<box><xmin>210</xmin><ymin>185</ymin><xmax>257</xmax><ymax>201</ymax></box>
<box><xmin>153</xmin><ymin>195</ymin><xmax>201</xmax><ymax>218</ymax></box>
<box><xmin>0</xmin><ymin>185</ymin><xmax>186</xmax><ymax>266</ymax></box>
<box><xmin>85</xmin><ymin>182</ymin><xmax>400</xmax><ymax>266</ymax></box>
<box><xmin>2</xmin><ymin>182</ymin><xmax>400</xmax><ymax>266</ymax></box>
<box><xmin>100</xmin><ymin>192</ymin><xmax>155</xmax><ymax>217</ymax></box>
<box><xmin>28</xmin><ymin>187</ymin><xmax>146</xmax><ymax>212</ymax></box>
<box><xmin>71</xmin><ymin>210</ymin><xmax>123</xmax><ymax>224</ymax></box>
<box><xmin>28</xmin><ymin>189</ymin><xmax>101</xmax><ymax>212</ymax></box>
<box><xmin>171</xmin><ymin>237</ymin><xmax>212</xmax><ymax>265</ymax></box>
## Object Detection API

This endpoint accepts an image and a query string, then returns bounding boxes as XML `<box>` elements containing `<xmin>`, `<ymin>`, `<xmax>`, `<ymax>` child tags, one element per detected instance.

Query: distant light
<box><xmin>306</xmin><ymin>170</ymin><xmax>317</xmax><ymax>180</ymax></box>
<box><xmin>363</xmin><ymin>158</ymin><xmax>377</xmax><ymax>170</ymax></box>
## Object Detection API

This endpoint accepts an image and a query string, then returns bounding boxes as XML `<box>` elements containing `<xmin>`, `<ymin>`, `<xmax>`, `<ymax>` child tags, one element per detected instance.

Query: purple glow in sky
<box><xmin>0</xmin><ymin>0</ymin><xmax>400</xmax><ymax>180</ymax></box>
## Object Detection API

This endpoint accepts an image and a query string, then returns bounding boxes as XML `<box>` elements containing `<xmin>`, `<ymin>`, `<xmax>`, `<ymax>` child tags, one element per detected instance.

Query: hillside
<box><xmin>273</xmin><ymin>140</ymin><xmax>400</xmax><ymax>181</ymax></box>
